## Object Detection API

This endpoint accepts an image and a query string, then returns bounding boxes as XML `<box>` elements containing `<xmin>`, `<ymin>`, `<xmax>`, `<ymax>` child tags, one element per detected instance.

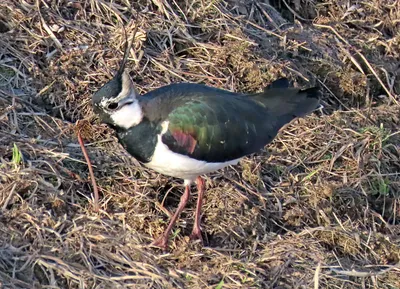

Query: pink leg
<box><xmin>190</xmin><ymin>177</ymin><xmax>205</xmax><ymax>242</ymax></box>
<box><xmin>151</xmin><ymin>184</ymin><xmax>191</xmax><ymax>250</ymax></box>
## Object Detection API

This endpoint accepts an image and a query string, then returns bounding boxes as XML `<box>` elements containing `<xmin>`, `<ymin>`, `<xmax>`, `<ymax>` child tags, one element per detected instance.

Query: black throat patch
<box><xmin>116</xmin><ymin>118</ymin><xmax>161</xmax><ymax>163</ymax></box>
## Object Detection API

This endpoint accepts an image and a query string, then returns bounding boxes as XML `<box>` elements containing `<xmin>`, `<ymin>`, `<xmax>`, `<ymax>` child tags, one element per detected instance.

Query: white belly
<box><xmin>145</xmin><ymin>135</ymin><xmax>240</xmax><ymax>182</ymax></box>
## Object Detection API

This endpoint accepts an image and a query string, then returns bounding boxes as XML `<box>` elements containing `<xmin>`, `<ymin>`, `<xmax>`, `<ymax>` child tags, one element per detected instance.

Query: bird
<box><xmin>92</xmin><ymin>34</ymin><xmax>320</xmax><ymax>250</ymax></box>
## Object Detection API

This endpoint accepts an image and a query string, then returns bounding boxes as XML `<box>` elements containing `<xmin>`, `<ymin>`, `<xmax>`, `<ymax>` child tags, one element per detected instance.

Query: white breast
<box><xmin>145</xmin><ymin>121</ymin><xmax>240</xmax><ymax>182</ymax></box>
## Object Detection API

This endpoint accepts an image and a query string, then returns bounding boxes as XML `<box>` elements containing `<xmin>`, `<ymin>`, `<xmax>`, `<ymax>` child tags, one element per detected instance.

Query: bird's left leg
<box><xmin>151</xmin><ymin>183</ymin><xmax>191</xmax><ymax>250</ymax></box>
<box><xmin>190</xmin><ymin>176</ymin><xmax>205</xmax><ymax>242</ymax></box>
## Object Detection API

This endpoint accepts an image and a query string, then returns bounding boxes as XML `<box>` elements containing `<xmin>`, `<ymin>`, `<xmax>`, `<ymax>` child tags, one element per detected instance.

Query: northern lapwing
<box><xmin>92</xmin><ymin>34</ymin><xmax>320</xmax><ymax>250</ymax></box>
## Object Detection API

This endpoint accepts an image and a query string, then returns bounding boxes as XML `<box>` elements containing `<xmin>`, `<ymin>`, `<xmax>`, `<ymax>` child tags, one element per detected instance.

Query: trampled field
<box><xmin>0</xmin><ymin>1</ymin><xmax>399</xmax><ymax>288</ymax></box>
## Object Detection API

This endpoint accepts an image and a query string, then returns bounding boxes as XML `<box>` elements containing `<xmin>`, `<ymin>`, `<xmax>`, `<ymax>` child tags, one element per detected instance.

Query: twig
<box><xmin>245</xmin><ymin>19</ymin><xmax>283</xmax><ymax>39</ymax></box>
<box><xmin>356</xmin><ymin>51</ymin><xmax>399</xmax><ymax>105</ymax></box>
<box><xmin>330</xmin><ymin>263</ymin><xmax>400</xmax><ymax>277</ymax></box>
<box><xmin>37</xmin><ymin>2</ymin><xmax>63</xmax><ymax>51</ymax></box>
<box><xmin>281</xmin><ymin>0</ymin><xmax>310</xmax><ymax>22</ymax></box>
<box><xmin>1</xmin><ymin>183</ymin><xmax>17</xmax><ymax>212</ymax></box>
<box><xmin>76</xmin><ymin>122</ymin><xmax>99</xmax><ymax>212</ymax></box>
<box><xmin>314</xmin><ymin>262</ymin><xmax>321</xmax><ymax>289</ymax></box>
<box><xmin>314</xmin><ymin>23</ymin><xmax>399</xmax><ymax>105</ymax></box>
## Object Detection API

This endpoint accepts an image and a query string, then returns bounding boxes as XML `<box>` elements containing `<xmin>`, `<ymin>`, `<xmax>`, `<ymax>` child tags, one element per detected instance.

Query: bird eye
<box><xmin>107</xmin><ymin>102</ymin><xmax>118</xmax><ymax>110</ymax></box>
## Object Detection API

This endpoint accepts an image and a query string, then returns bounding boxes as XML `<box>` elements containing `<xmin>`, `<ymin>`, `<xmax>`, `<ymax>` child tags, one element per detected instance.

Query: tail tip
<box><xmin>303</xmin><ymin>86</ymin><xmax>321</xmax><ymax>99</ymax></box>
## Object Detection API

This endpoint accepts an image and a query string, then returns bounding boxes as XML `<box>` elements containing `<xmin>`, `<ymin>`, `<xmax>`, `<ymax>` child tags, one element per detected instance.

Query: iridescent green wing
<box><xmin>161</xmin><ymin>96</ymin><xmax>274</xmax><ymax>162</ymax></box>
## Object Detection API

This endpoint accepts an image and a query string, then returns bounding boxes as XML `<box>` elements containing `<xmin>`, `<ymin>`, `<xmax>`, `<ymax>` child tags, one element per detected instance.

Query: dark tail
<box><xmin>251</xmin><ymin>78</ymin><xmax>321</xmax><ymax>125</ymax></box>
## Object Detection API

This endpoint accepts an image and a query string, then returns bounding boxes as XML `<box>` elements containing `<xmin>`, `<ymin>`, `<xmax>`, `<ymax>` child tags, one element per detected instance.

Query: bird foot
<box><xmin>150</xmin><ymin>235</ymin><xmax>168</xmax><ymax>250</ymax></box>
<box><xmin>189</xmin><ymin>227</ymin><xmax>203</xmax><ymax>244</ymax></box>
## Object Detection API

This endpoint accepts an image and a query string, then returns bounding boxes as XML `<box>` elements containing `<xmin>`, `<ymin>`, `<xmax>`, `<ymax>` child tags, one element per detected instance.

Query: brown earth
<box><xmin>0</xmin><ymin>0</ymin><xmax>399</xmax><ymax>288</ymax></box>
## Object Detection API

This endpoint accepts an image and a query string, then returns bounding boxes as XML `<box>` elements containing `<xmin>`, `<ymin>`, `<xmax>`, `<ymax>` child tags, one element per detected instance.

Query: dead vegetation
<box><xmin>0</xmin><ymin>0</ymin><xmax>399</xmax><ymax>288</ymax></box>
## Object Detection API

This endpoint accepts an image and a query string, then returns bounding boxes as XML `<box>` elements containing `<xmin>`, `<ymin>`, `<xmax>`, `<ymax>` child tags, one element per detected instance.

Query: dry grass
<box><xmin>1</xmin><ymin>0</ymin><xmax>400</xmax><ymax>288</ymax></box>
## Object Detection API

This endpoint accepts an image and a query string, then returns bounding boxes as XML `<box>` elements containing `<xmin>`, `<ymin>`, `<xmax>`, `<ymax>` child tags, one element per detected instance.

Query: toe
<box><xmin>150</xmin><ymin>235</ymin><xmax>168</xmax><ymax>250</ymax></box>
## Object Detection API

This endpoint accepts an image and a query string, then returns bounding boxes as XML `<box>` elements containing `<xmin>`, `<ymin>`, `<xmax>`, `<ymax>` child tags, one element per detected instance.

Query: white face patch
<box><xmin>99</xmin><ymin>71</ymin><xmax>140</xmax><ymax>113</ymax></box>
<box><xmin>98</xmin><ymin>71</ymin><xmax>143</xmax><ymax>129</ymax></box>
<box><xmin>110</xmin><ymin>100</ymin><xmax>143</xmax><ymax>129</ymax></box>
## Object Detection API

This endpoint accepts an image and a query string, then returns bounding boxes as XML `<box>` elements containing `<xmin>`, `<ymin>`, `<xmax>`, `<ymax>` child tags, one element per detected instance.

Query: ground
<box><xmin>0</xmin><ymin>0</ymin><xmax>399</xmax><ymax>288</ymax></box>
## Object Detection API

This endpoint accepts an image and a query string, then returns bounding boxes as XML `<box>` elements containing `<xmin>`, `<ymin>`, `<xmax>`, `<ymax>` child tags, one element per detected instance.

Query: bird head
<box><xmin>92</xmin><ymin>25</ymin><xmax>143</xmax><ymax>130</ymax></box>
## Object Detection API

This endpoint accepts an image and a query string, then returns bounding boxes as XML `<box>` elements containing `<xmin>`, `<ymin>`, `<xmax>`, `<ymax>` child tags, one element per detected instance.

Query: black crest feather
<box><xmin>117</xmin><ymin>12</ymin><xmax>140</xmax><ymax>76</ymax></box>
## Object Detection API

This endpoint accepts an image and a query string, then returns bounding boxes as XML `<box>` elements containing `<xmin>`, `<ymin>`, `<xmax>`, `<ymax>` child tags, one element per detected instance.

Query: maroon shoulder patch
<box><xmin>172</xmin><ymin>131</ymin><xmax>197</xmax><ymax>154</ymax></box>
